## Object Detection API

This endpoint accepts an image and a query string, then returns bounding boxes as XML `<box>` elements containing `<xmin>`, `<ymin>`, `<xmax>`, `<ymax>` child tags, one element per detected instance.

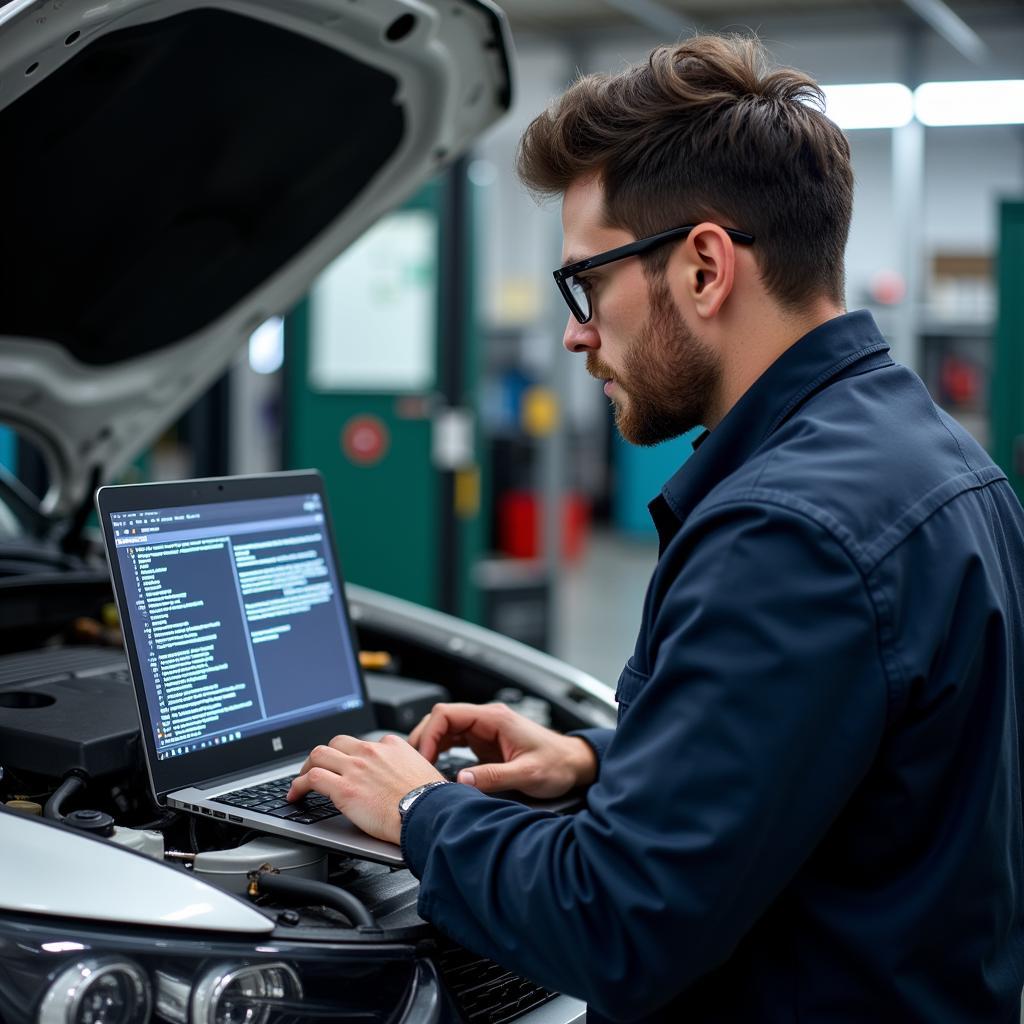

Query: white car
<box><xmin>0</xmin><ymin>2</ymin><xmax>616</xmax><ymax>1022</ymax></box>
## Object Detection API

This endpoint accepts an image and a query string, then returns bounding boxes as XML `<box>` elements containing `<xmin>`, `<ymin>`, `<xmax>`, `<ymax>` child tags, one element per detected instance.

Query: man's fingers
<box><xmin>288</xmin><ymin>764</ymin><xmax>344</xmax><ymax>803</ymax></box>
<box><xmin>407</xmin><ymin>713</ymin><xmax>431</xmax><ymax>748</ymax></box>
<box><xmin>414</xmin><ymin>706</ymin><xmax>458</xmax><ymax>762</ymax></box>
<box><xmin>415</xmin><ymin>703</ymin><xmax>502</xmax><ymax>762</ymax></box>
<box><xmin>288</xmin><ymin>744</ymin><xmax>348</xmax><ymax>801</ymax></box>
<box><xmin>410</xmin><ymin>717</ymin><xmax>461</xmax><ymax>754</ymax></box>
<box><xmin>409</xmin><ymin>716</ymin><xmax>461</xmax><ymax>753</ymax></box>
<box><xmin>458</xmin><ymin>758</ymin><xmax>542</xmax><ymax>797</ymax></box>
<box><xmin>327</xmin><ymin>734</ymin><xmax>368</xmax><ymax>755</ymax></box>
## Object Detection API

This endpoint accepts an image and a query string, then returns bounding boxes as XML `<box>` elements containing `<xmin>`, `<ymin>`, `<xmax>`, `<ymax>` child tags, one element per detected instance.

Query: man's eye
<box><xmin>572</xmin><ymin>275</ymin><xmax>592</xmax><ymax>293</ymax></box>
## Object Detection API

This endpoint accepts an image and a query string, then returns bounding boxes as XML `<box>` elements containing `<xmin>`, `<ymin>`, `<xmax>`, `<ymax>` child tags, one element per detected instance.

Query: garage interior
<box><xmin>1</xmin><ymin>0</ymin><xmax>1021</xmax><ymax>686</ymax></box>
<box><xmin>0</xmin><ymin>1</ymin><xmax>1022</xmax><ymax>1022</ymax></box>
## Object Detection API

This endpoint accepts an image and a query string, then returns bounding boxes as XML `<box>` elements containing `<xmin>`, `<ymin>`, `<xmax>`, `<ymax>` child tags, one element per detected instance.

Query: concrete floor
<box><xmin>554</xmin><ymin>529</ymin><xmax>659</xmax><ymax>691</ymax></box>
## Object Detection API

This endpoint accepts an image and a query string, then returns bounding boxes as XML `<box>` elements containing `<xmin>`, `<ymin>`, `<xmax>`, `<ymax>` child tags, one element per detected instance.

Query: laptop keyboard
<box><xmin>214</xmin><ymin>754</ymin><xmax>478</xmax><ymax>823</ymax></box>
<box><xmin>215</xmin><ymin>777</ymin><xmax>340</xmax><ymax>825</ymax></box>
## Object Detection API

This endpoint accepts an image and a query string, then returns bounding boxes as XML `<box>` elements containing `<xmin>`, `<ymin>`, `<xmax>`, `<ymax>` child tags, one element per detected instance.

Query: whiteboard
<box><xmin>309</xmin><ymin>210</ymin><xmax>438</xmax><ymax>392</ymax></box>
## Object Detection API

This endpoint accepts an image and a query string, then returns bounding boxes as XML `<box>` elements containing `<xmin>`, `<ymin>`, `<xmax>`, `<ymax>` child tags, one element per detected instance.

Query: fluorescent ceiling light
<box><xmin>820</xmin><ymin>83</ymin><xmax>914</xmax><ymax>130</ymax></box>
<box><xmin>914</xmin><ymin>80</ymin><xmax>1024</xmax><ymax>126</ymax></box>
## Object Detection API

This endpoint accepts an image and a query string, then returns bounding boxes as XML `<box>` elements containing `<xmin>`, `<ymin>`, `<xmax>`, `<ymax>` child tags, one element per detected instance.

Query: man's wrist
<box><xmin>566</xmin><ymin>736</ymin><xmax>599</xmax><ymax>788</ymax></box>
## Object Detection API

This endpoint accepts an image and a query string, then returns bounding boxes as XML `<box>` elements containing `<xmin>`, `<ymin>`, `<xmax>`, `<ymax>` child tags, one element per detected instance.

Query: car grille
<box><xmin>435</xmin><ymin>940</ymin><xmax>558</xmax><ymax>1023</ymax></box>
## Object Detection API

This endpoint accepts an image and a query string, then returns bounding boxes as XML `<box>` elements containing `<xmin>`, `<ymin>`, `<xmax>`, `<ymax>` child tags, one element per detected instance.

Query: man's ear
<box><xmin>673</xmin><ymin>223</ymin><xmax>736</xmax><ymax>319</ymax></box>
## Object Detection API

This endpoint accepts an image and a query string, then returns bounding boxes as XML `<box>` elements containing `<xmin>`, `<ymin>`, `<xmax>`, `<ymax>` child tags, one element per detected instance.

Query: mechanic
<box><xmin>288</xmin><ymin>34</ymin><xmax>1024</xmax><ymax>1022</ymax></box>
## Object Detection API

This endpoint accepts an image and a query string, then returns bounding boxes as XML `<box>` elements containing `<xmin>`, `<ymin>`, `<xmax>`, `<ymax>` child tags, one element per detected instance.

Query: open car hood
<box><xmin>0</xmin><ymin>0</ymin><xmax>512</xmax><ymax>518</ymax></box>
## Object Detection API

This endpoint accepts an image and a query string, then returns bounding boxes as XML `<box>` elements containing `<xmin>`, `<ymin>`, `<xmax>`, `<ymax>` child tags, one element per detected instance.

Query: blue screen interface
<box><xmin>109</xmin><ymin>493</ymin><xmax>363</xmax><ymax>761</ymax></box>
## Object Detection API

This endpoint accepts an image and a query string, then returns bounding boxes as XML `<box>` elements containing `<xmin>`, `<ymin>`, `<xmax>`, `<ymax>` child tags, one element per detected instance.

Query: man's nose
<box><xmin>563</xmin><ymin>314</ymin><xmax>599</xmax><ymax>353</ymax></box>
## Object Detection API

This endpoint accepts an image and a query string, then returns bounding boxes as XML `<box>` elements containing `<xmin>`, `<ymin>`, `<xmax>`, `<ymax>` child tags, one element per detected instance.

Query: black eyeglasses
<box><xmin>553</xmin><ymin>224</ymin><xmax>755</xmax><ymax>324</ymax></box>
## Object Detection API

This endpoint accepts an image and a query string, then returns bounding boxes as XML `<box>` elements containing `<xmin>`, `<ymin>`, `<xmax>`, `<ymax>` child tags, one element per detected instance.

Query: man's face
<box><xmin>560</xmin><ymin>178</ymin><xmax>721</xmax><ymax>446</ymax></box>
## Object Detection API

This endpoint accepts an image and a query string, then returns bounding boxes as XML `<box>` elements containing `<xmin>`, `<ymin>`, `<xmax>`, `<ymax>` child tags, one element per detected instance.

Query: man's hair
<box><xmin>516</xmin><ymin>34</ymin><xmax>854</xmax><ymax>309</ymax></box>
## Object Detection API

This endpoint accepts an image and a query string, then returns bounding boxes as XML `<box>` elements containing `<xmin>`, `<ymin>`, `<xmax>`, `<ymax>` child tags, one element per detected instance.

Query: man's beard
<box><xmin>587</xmin><ymin>278</ymin><xmax>721</xmax><ymax>446</ymax></box>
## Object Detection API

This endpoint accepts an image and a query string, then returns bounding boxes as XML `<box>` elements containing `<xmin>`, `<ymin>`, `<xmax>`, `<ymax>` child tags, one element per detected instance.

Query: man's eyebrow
<box><xmin>561</xmin><ymin>254</ymin><xmax>589</xmax><ymax>269</ymax></box>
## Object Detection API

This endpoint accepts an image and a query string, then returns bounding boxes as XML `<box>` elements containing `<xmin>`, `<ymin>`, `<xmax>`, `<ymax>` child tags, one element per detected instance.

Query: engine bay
<box><xmin>0</xmin><ymin>584</ymin><xmax>614</xmax><ymax>1023</ymax></box>
<box><xmin>0</xmin><ymin>644</ymin><xmax>439</xmax><ymax>930</ymax></box>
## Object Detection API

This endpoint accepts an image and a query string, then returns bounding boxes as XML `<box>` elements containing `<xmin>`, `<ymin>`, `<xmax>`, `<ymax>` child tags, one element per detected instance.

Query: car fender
<box><xmin>0</xmin><ymin>809</ymin><xmax>273</xmax><ymax>933</ymax></box>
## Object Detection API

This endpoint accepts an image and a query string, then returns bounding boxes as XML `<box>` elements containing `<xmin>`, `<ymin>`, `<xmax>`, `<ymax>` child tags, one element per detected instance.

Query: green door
<box><xmin>284</xmin><ymin>173</ymin><xmax>484</xmax><ymax>620</ymax></box>
<box><xmin>991</xmin><ymin>201</ymin><xmax>1024</xmax><ymax>503</ymax></box>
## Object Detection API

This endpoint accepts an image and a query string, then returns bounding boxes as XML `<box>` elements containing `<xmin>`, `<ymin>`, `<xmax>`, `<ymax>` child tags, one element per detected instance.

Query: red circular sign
<box><xmin>341</xmin><ymin>415</ymin><xmax>390</xmax><ymax>466</ymax></box>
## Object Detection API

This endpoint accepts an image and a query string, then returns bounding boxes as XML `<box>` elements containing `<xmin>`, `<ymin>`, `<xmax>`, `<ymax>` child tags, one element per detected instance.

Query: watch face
<box><xmin>399</xmin><ymin>786</ymin><xmax>424</xmax><ymax>816</ymax></box>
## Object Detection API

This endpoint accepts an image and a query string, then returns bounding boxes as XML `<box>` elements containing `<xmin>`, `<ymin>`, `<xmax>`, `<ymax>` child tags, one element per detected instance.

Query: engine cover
<box><xmin>0</xmin><ymin>646</ymin><xmax>138</xmax><ymax>777</ymax></box>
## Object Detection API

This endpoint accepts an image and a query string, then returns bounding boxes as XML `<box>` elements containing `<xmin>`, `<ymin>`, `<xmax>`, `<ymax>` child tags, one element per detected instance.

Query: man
<box><xmin>288</xmin><ymin>35</ymin><xmax>1024</xmax><ymax>1021</ymax></box>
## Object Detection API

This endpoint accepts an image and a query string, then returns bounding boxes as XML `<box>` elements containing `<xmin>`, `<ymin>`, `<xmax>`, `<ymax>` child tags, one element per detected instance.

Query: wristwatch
<box><xmin>398</xmin><ymin>780</ymin><xmax>452</xmax><ymax>820</ymax></box>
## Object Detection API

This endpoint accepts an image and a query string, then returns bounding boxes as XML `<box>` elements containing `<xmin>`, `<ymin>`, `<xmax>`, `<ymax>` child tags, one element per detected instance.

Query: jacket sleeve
<box><xmin>401</xmin><ymin>501</ymin><xmax>888</xmax><ymax>1021</ymax></box>
<box><xmin>567</xmin><ymin>726</ymin><xmax>614</xmax><ymax>764</ymax></box>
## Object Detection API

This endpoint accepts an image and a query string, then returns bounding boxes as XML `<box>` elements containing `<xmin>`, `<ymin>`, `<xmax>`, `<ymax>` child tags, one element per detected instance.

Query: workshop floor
<box><xmin>555</xmin><ymin>529</ymin><xmax>658</xmax><ymax>691</ymax></box>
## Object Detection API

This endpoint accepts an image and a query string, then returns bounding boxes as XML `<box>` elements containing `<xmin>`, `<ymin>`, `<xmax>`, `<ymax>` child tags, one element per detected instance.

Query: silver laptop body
<box><xmin>96</xmin><ymin>470</ymin><xmax>405</xmax><ymax>865</ymax></box>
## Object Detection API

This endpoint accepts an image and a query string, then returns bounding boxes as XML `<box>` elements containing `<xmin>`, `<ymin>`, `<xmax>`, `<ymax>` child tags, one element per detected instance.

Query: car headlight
<box><xmin>37</xmin><ymin>958</ymin><xmax>150</xmax><ymax>1024</ymax></box>
<box><xmin>163</xmin><ymin>961</ymin><xmax>302</xmax><ymax>1024</ymax></box>
<box><xmin>0</xmin><ymin>915</ymin><xmax>434</xmax><ymax>1024</ymax></box>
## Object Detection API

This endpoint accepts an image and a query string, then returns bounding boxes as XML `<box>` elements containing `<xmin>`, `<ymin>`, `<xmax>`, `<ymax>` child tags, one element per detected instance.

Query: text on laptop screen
<box><xmin>108</xmin><ymin>493</ymin><xmax>363</xmax><ymax>761</ymax></box>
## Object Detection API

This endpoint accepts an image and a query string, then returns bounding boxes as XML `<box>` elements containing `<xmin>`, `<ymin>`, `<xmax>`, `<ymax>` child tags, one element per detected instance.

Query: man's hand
<box><xmin>409</xmin><ymin>702</ymin><xmax>598</xmax><ymax>798</ymax></box>
<box><xmin>287</xmin><ymin>734</ymin><xmax>443</xmax><ymax>845</ymax></box>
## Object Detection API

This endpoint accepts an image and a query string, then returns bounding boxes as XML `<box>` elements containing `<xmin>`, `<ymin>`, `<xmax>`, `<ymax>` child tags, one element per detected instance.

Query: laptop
<box><xmin>95</xmin><ymin>470</ymin><xmax>415</xmax><ymax>865</ymax></box>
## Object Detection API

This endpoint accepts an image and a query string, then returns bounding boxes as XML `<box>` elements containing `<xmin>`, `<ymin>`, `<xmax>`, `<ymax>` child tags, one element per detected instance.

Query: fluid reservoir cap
<box><xmin>5</xmin><ymin>799</ymin><xmax>42</xmax><ymax>815</ymax></box>
<box><xmin>64</xmin><ymin>809</ymin><xmax>116</xmax><ymax>837</ymax></box>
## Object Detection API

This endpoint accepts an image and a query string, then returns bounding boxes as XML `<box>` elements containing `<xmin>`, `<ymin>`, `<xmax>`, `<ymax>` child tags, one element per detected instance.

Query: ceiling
<box><xmin>497</xmin><ymin>0</ymin><xmax>1023</xmax><ymax>37</ymax></box>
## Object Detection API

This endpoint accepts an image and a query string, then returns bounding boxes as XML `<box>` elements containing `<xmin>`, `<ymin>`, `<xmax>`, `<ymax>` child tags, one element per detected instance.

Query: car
<box><xmin>0</xmin><ymin>2</ymin><xmax>617</xmax><ymax>1022</ymax></box>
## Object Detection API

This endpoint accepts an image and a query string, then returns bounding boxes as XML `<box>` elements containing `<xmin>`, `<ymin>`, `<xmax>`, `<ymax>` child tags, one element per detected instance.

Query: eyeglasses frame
<box><xmin>553</xmin><ymin>224</ymin><xmax>756</xmax><ymax>325</ymax></box>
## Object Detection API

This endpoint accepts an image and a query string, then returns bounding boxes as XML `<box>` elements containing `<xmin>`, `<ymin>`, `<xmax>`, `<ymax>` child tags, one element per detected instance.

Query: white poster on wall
<box><xmin>309</xmin><ymin>209</ymin><xmax>437</xmax><ymax>392</ymax></box>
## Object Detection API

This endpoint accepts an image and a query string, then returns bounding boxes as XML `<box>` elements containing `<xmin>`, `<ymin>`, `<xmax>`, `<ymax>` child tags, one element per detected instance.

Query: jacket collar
<box><xmin>649</xmin><ymin>309</ymin><xmax>893</xmax><ymax>551</ymax></box>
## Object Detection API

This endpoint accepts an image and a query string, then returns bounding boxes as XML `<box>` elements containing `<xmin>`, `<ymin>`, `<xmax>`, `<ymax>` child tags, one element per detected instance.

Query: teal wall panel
<box><xmin>613</xmin><ymin>428</ymin><xmax>702</xmax><ymax>535</ymax></box>
<box><xmin>0</xmin><ymin>427</ymin><xmax>14</xmax><ymax>471</ymax></box>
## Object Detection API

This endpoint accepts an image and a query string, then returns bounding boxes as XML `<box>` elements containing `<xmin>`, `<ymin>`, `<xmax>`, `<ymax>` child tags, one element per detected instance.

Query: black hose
<box><xmin>253</xmin><ymin>871</ymin><xmax>376</xmax><ymax>929</ymax></box>
<box><xmin>135</xmin><ymin>808</ymin><xmax>179</xmax><ymax>831</ymax></box>
<box><xmin>43</xmin><ymin>771</ymin><xmax>89</xmax><ymax>821</ymax></box>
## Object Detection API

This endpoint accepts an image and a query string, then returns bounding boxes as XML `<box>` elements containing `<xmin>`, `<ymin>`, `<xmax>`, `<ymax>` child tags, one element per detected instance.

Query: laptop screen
<box><xmin>98</xmin><ymin>472</ymin><xmax>376</xmax><ymax>798</ymax></box>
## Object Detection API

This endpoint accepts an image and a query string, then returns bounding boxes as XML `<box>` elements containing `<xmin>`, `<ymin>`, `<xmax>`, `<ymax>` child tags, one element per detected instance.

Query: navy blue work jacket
<box><xmin>402</xmin><ymin>310</ymin><xmax>1024</xmax><ymax>1022</ymax></box>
